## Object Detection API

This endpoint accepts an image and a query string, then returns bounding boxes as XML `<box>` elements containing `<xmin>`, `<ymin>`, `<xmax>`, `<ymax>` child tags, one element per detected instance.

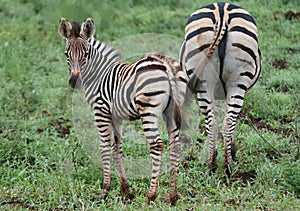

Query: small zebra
<box><xmin>179</xmin><ymin>2</ymin><xmax>261</xmax><ymax>172</ymax></box>
<box><xmin>58</xmin><ymin>18</ymin><xmax>186</xmax><ymax>205</ymax></box>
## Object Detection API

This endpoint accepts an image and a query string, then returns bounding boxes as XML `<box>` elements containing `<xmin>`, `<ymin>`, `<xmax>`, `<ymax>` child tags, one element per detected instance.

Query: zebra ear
<box><xmin>58</xmin><ymin>18</ymin><xmax>72</xmax><ymax>39</ymax></box>
<box><xmin>81</xmin><ymin>18</ymin><xmax>95</xmax><ymax>39</ymax></box>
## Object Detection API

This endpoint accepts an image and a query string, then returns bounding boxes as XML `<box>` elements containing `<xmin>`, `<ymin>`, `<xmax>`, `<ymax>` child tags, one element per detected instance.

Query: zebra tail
<box><xmin>148</xmin><ymin>53</ymin><xmax>188</xmax><ymax>130</ymax></box>
<box><xmin>167</xmin><ymin>62</ymin><xmax>189</xmax><ymax>130</ymax></box>
<box><xmin>174</xmin><ymin>101</ymin><xmax>188</xmax><ymax>130</ymax></box>
<box><xmin>192</xmin><ymin>14</ymin><xmax>228</xmax><ymax>88</ymax></box>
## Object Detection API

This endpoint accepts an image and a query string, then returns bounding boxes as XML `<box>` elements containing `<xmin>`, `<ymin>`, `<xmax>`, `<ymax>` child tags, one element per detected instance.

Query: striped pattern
<box><xmin>179</xmin><ymin>2</ymin><xmax>261</xmax><ymax>172</ymax></box>
<box><xmin>58</xmin><ymin>18</ymin><xmax>186</xmax><ymax>205</ymax></box>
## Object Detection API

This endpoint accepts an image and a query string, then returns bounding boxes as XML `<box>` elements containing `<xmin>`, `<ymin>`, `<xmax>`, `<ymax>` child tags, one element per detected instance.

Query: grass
<box><xmin>0</xmin><ymin>0</ymin><xmax>299</xmax><ymax>210</ymax></box>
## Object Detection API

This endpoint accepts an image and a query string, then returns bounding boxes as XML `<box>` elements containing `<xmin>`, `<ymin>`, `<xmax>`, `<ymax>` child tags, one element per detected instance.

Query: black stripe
<box><xmin>228</xmin><ymin>103</ymin><xmax>243</xmax><ymax>108</ymax></box>
<box><xmin>143</xmin><ymin>91</ymin><xmax>166</xmax><ymax>97</ymax></box>
<box><xmin>100</xmin><ymin>149</ymin><xmax>111</xmax><ymax>154</ymax></box>
<box><xmin>143</xmin><ymin>128</ymin><xmax>158</xmax><ymax>132</ymax></box>
<box><xmin>228</xmin><ymin>110</ymin><xmax>240</xmax><ymax>115</ymax></box>
<box><xmin>95</xmin><ymin>119</ymin><xmax>111</xmax><ymax>123</ymax></box>
<box><xmin>171</xmin><ymin>127</ymin><xmax>179</xmax><ymax>133</ymax></box>
<box><xmin>139</xmin><ymin>64</ymin><xmax>166</xmax><ymax>72</ymax></box>
<box><xmin>201</xmin><ymin>4</ymin><xmax>216</xmax><ymax>10</ymax></box>
<box><xmin>227</xmin><ymin>4</ymin><xmax>242</xmax><ymax>11</ymax></box>
<box><xmin>237</xmin><ymin>84</ymin><xmax>248</xmax><ymax>91</ymax></box>
<box><xmin>232</xmin><ymin>43</ymin><xmax>257</xmax><ymax>62</ymax></box>
<box><xmin>135</xmin><ymin>100</ymin><xmax>157</xmax><ymax>108</ymax></box>
<box><xmin>201</xmin><ymin>108</ymin><xmax>211</xmax><ymax>116</ymax></box>
<box><xmin>186</xmin><ymin>12</ymin><xmax>216</xmax><ymax>26</ymax></box>
<box><xmin>185</xmin><ymin>44</ymin><xmax>211</xmax><ymax>62</ymax></box>
<box><xmin>150</xmin><ymin>151</ymin><xmax>162</xmax><ymax>157</ymax></box>
<box><xmin>240</xmin><ymin>71</ymin><xmax>255</xmax><ymax>79</ymax></box>
<box><xmin>136</xmin><ymin>77</ymin><xmax>167</xmax><ymax>93</ymax></box>
<box><xmin>186</xmin><ymin>27</ymin><xmax>214</xmax><ymax>41</ymax></box>
<box><xmin>195</xmin><ymin>89</ymin><xmax>207</xmax><ymax>94</ymax></box>
<box><xmin>146</xmin><ymin>134</ymin><xmax>160</xmax><ymax>140</ymax></box>
<box><xmin>230</xmin><ymin>26</ymin><xmax>258</xmax><ymax>42</ymax></box>
<box><xmin>231</xmin><ymin>95</ymin><xmax>244</xmax><ymax>100</ymax></box>
<box><xmin>142</xmin><ymin>121</ymin><xmax>155</xmax><ymax>124</ymax></box>
<box><xmin>228</xmin><ymin>13</ymin><xmax>257</xmax><ymax>26</ymax></box>
<box><xmin>179</xmin><ymin>76</ymin><xmax>188</xmax><ymax>84</ymax></box>
<box><xmin>198</xmin><ymin>98</ymin><xmax>211</xmax><ymax>104</ymax></box>
<box><xmin>186</xmin><ymin>68</ymin><xmax>194</xmax><ymax>75</ymax></box>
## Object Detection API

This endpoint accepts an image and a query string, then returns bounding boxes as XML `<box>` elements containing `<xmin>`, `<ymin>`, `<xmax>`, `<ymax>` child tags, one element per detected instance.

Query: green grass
<box><xmin>1</xmin><ymin>0</ymin><xmax>300</xmax><ymax>210</ymax></box>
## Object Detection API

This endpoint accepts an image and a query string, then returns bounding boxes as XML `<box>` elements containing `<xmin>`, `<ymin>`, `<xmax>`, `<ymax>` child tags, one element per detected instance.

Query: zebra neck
<box><xmin>80</xmin><ymin>38</ymin><xmax>121</xmax><ymax>106</ymax></box>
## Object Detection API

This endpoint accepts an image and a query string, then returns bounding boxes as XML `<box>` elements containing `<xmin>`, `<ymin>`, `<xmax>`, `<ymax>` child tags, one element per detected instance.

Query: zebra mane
<box><xmin>88</xmin><ymin>37</ymin><xmax>121</xmax><ymax>63</ymax></box>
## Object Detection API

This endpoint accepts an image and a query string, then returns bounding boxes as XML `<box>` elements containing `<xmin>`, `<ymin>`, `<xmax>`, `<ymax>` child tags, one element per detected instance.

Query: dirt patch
<box><xmin>272</xmin><ymin>59</ymin><xmax>288</xmax><ymax>69</ymax></box>
<box><xmin>52</xmin><ymin>117</ymin><xmax>71</xmax><ymax>137</ymax></box>
<box><xmin>273</xmin><ymin>11</ymin><xmax>300</xmax><ymax>20</ymax></box>
<box><xmin>231</xmin><ymin>170</ymin><xmax>257</xmax><ymax>185</ymax></box>
<box><xmin>37</xmin><ymin>117</ymin><xmax>71</xmax><ymax>138</ymax></box>
<box><xmin>239</xmin><ymin>109</ymin><xmax>295</xmax><ymax>138</ymax></box>
<box><xmin>284</xmin><ymin>11</ymin><xmax>300</xmax><ymax>20</ymax></box>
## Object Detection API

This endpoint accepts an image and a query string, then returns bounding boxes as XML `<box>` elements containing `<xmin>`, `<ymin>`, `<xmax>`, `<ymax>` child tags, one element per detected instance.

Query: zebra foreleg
<box><xmin>98</xmin><ymin>129</ymin><xmax>112</xmax><ymax>200</ymax></box>
<box><xmin>111</xmin><ymin>124</ymin><xmax>132</xmax><ymax>200</ymax></box>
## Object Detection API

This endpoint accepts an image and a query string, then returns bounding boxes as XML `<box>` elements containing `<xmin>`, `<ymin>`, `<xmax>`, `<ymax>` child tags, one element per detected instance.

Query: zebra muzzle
<box><xmin>69</xmin><ymin>73</ymin><xmax>82</xmax><ymax>89</ymax></box>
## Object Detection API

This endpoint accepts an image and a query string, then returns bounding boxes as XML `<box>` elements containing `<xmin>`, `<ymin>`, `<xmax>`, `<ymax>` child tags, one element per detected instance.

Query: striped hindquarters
<box><xmin>105</xmin><ymin>54</ymin><xmax>186</xmax><ymax>123</ymax></box>
<box><xmin>179</xmin><ymin>2</ymin><xmax>261</xmax><ymax>89</ymax></box>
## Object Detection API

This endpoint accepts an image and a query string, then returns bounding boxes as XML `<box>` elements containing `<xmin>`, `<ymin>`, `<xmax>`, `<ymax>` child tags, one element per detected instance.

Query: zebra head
<box><xmin>58</xmin><ymin>18</ymin><xmax>95</xmax><ymax>89</ymax></box>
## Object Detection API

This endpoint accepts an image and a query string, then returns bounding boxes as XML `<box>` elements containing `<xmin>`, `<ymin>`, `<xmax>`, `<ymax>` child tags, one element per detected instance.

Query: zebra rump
<box><xmin>179</xmin><ymin>2</ymin><xmax>261</xmax><ymax>173</ymax></box>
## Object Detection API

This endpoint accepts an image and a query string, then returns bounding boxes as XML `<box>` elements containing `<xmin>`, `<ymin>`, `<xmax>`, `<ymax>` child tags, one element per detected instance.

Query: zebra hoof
<box><xmin>101</xmin><ymin>182</ymin><xmax>111</xmax><ymax>200</ymax></box>
<box><xmin>120</xmin><ymin>181</ymin><xmax>129</xmax><ymax>198</ymax></box>
<box><xmin>223</xmin><ymin>163</ymin><xmax>233</xmax><ymax>177</ymax></box>
<box><xmin>231</xmin><ymin>149</ymin><xmax>237</xmax><ymax>161</ymax></box>
<box><xmin>208</xmin><ymin>162</ymin><xmax>218</xmax><ymax>173</ymax></box>
<box><xmin>145</xmin><ymin>191</ymin><xmax>158</xmax><ymax>205</ymax></box>
<box><xmin>170</xmin><ymin>192</ymin><xmax>180</xmax><ymax>206</ymax></box>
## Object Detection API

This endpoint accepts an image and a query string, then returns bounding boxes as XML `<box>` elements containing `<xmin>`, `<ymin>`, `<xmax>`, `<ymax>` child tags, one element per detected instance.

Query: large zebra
<box><xmin>58</xmin><ymin>18</ymin><xmax>186</xmax><ymax>205</ymax></box>
<box><xmin>179</xmin><ymin>2</ymin><xmax>261</xmax><ymax>172</ymax></box>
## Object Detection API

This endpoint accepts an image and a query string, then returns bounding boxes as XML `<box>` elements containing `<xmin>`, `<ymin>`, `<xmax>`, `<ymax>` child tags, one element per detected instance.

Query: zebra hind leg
<box><xmin>197</xmin><ymin>92</ymin><xmax>218</xmax><ymax>172</ymax></box>
<box><xmin>222</xmin><ymin>93</ymin><xmax>244</xmax><ymax>175</ymax></box>
<box><xmin>164</xmin><ymin>106</ymin><xmax>181</xmax><ymax>205</ymax></box>
<box><xmin>140</xmin><ymin>115</ymin><xmax>164</xmax><ymax>205</ymax></box>
<box><xmin>168</xmin><ymin>126</ymin><xmax>180</xmax><ymax>205</ymax></box>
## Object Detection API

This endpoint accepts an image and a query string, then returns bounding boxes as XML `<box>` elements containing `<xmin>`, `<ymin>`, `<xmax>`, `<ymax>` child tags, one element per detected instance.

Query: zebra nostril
<box><xmin>69</xmin><ymin>75</ymin><xmax>81</xmax><ymax>89</ymax></box>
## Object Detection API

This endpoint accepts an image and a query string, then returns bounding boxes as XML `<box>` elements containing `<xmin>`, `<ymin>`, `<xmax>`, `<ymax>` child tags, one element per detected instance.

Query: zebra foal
<box><xmin>58</xmin><ymin>18</ymin><xmax>186</xmax><ymax>205</ymax></box>
<box><xmin>179</xmin><ymin>2</ymin><xmax>261</xmax><ymax>172</ymax></box>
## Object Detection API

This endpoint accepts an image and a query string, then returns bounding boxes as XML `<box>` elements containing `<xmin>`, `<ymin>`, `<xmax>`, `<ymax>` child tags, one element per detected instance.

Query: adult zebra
<box><xmin>58</xmin><ymin>18</ymin><xmax>186</xmax><ymax>205</ymax></box>
<box><xmin>179</xmin><ymin>2</ymin><xmax>261</xmax><ymax>173</ymax></box>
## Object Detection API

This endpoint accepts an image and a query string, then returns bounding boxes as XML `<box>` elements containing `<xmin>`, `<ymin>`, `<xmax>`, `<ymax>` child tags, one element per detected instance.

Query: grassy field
<box><xmin>0</xmin><ymin>0</ymin><xmax>299</xmax><ymax>210</ymax></box>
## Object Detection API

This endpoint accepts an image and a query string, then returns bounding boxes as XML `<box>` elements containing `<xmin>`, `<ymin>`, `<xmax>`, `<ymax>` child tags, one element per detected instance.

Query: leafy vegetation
<box><xmin>0</xmin><ymin>0</ymin><xmax>299</xmax><ymax>210</ymax></box>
